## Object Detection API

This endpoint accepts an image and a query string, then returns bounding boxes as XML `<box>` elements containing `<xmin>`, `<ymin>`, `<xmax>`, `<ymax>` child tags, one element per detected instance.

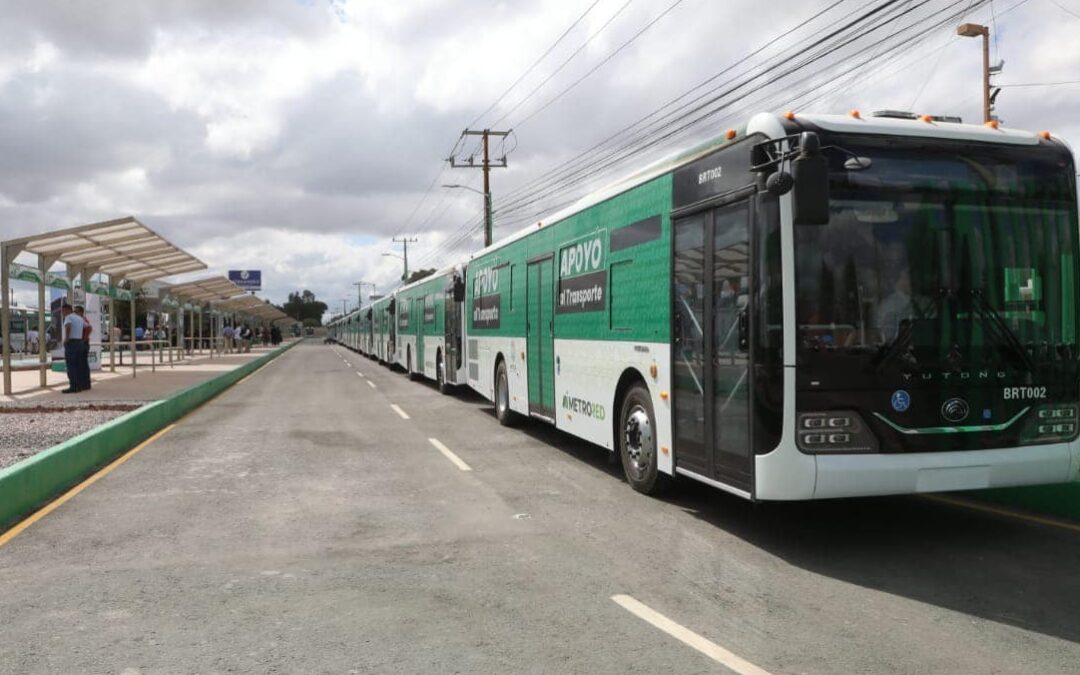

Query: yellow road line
<box><xmin>0</xmin><ymin>424</ymin><xmax>176</xmax><ymax>548</ymax></box>
<box><xmin>924</xmin><ymin>494</ymin><xmax>1080</xmax><ymax>534</ymax></box>
<box><xmin>0</xmin><ymin>347</ymin><xmax>292</xmax><ymax>547</ymax></box>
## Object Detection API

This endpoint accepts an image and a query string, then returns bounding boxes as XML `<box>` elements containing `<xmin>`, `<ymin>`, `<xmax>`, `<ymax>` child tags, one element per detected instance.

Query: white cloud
<box><xmin>1</xmin><ymin>0</ymin><xmax>1079</xmax><ymax>318</ymax></box>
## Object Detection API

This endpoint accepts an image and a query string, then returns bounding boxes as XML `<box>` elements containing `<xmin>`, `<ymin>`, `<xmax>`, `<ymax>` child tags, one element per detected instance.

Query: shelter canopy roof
<box><xmin>165</xmin><ymin>276</ymin><xmax>246</xmax><ymax>303</ymax></box>
<box><xmin>4</xmin><ymin>216</ymin><xmax>205</xmax><ymax>283</ymax></box>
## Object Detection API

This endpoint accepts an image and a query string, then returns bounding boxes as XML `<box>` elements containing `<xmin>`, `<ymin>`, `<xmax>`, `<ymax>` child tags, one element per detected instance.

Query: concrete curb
<box><xmin>0</xmin><ymin>340</ymin><xmax>300</xmax><ymax>531</ymax></box>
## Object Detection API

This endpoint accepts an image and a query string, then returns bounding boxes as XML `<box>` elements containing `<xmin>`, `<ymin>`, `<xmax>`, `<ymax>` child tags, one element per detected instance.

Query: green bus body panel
<box><xmin>467</xmin><ymin>172</ymin><xmax>673</xmax><ymax>343</ymax></box>
<box><xmin>526</xmin><ymin>258</ymin><xmax>556</xmax><ymax>411</ymax></box>
<box><xmin>394</xmin><ymin>271</ymin><xmax>453</xmax><ymax>366</ymax></box>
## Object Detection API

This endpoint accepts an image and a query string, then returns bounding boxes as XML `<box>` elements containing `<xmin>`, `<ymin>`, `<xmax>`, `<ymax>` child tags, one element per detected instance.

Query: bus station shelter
<box><xmin>164</xmin><ymin>276</ymin><xmax>248</xmax><ymax>356</ymax></box>
<box><xmin>1</xmin><ymin>217</ymin><xmax>206</xmax><ymax>395</ymax></box>
<box><xmin>216</xmin><ymin>294</ymin><xmax>291</xmax><ymax>326</ymax></box>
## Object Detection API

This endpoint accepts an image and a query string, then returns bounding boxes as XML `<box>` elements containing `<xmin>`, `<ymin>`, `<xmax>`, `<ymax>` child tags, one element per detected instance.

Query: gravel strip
<box><xmin>0</xmin><ymin>401</ymin><xmax>146</xmax><ymax>470</ymax></box>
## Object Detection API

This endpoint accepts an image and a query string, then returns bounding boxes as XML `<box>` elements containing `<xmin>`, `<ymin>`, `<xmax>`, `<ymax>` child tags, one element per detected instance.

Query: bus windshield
<box><xmin>794</xmin><ymin>135</ymin><xmax>1079</xmax><ymax>380</ymax></box>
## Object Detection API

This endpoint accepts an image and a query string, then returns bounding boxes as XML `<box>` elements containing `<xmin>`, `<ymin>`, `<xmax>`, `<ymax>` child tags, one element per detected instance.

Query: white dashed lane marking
<box><xmin>611</xmin><ymin>595</ymin><xmax>771</xmax><ymax>675</ymax></box>
<box><xmin>428</xmin><ymin>438</ymin><xmax>472</xmax><ymax>472</ymax></box>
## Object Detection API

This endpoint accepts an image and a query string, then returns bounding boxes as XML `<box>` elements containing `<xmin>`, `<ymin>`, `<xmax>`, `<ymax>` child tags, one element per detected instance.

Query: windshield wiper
<box><xmin>872</xmin><ymin>290</ymin><xmax>940</xmax><ymax>372</ymax></box>
<box><xmin>967</xmin><ymin>289</ymin><xmax>1036</xmax><ymax>372</ymax></box>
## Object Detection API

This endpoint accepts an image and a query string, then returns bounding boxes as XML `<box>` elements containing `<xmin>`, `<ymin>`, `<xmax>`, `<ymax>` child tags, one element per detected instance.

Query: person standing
<box><xmin>74</xmin><ymin>305</ymin><xmax>92</xmax><ymax>391</ymax></box>
<box><xmin>222</xmin><ymin>323</ymin><xmax>234</xmax><ymax>354</ymax></box>
<box><xmin>60</xmin><ymin>303</ymin><xmax>85</xmax><ymax>394</ymax></box>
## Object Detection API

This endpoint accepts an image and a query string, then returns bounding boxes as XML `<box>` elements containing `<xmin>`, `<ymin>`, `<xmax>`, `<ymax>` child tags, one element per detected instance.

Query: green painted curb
<box><xmin>971</xmin><ymin>482</ymin><xmax>1080</xmax><ymax>522</ymax></box>
<box><xmin>0</xmin><ymin>340</ymin><xmax>300</xmax><ymax>532</ymax></box>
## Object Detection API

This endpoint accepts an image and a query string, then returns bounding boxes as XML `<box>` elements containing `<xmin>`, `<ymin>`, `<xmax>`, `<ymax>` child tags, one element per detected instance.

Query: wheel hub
<box><xmin>624</xmin><ymin>406</ymin><xmax>654</xmax><ymax>478</ymax></box>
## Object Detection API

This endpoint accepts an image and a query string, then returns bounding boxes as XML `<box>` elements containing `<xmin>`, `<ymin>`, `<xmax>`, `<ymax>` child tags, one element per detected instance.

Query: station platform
<box><xmin>0</xmin><ymin>342</ymin><xmax>298</xmax><ymax>470</ymax></box>
<box><xmin>0</xmin><ymin>344</ymin><xmax>292</xmax><ymax>404</ymax></box>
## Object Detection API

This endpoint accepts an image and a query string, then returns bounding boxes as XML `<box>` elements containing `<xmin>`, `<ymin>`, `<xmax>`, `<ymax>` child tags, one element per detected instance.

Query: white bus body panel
<box><xmin>422</xmin><ymin>335</ymin><xmax>444</xmax><ymax>380</ymax></box>
<box><xmin>553</xmin><ymin>339</ymin><xmax>673</xmax><ymax>475</ymax></box>
<box><xmin>756</xmin><ymin>436</ymin><xmax>1077</xmax><ymax>500</ymax></box>
<box><xmin>396</xmin><ymin>334</ymin><xmax>416</xmax><ymax>371</ymax></box>
<box><xmin>469</xmin><ymin>335</ymin><xmax>530</xmax><ymax>416</ymax></box>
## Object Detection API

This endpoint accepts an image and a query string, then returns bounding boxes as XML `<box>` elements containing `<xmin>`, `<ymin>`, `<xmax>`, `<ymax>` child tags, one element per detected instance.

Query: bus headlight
<box><xmin>1022</xmin><ymin>404</ymin><xmax>1079</xmax><ymax>444</ymax></box>
<box><xmin>797</xmin><ymin>411</ymin><xmax>878</xmax><ymax>453</ymax></box>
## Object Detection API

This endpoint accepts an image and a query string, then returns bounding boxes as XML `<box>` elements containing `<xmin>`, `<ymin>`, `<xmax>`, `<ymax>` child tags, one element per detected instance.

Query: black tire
<box><xmin>437</xmin><ymin>350</ymin><xmax>451</xmax><ymax>394</ymax></box>
<box><xmin>407</xmin><ymin>347</ymin><xmax>418</xmax><ymax>381</ymax></box>
<box><xmin>494</xmin><ymin>359</ymin><xmax>517</xmax><ymax>426</ymax></box>
<box><xmin>618</xmin><ymin>384</ymin><xmax>668</xmax><ymax>494</ymax></box>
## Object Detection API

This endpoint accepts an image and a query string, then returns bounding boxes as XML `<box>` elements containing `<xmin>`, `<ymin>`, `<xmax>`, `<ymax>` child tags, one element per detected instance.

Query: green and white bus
<box><xmin>461</xmin><ymin>111</ymin><xmax>1080</xmax><ymax>499</ymax></box>
<box><xmin>388</xmin><ymin>265</ymin><xmax>468</xmax><ymax>392</ymax></box>
<box><xmin>336</xmin><ymin>111</ymin><xmax>1079</xmax><ymax>501</ymax></box>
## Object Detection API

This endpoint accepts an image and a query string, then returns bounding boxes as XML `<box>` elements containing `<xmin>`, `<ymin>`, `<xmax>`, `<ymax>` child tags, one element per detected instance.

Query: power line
<box><xmin>467</xmin><ymin>0</ymin><xmax>603</xmax><ymax>129</ymax></box>
<box><xmin>998</xmin><ymin>80</ymin><xmax>1080</xmax><ymax>87</ymax></box>
<box><xmin>490</xmin><ymin>0</ymin><xmax>636</xmax><ymax>128</ymax></box>
<box><xmin>512</xmin><ymin>0</ymin><xmax>689</xmax><ymax>129</ymax></box>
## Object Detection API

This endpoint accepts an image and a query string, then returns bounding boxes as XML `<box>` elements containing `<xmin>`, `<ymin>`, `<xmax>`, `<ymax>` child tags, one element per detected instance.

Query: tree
<box><xmin>405</xmin><ymin>268</ymin><xmax>436</xmax><ymax>284</ymax></box>
<box><xmin>280</xmin><ymin>290</ymin><xmax>328</xmax><ymax>326</ymax></box>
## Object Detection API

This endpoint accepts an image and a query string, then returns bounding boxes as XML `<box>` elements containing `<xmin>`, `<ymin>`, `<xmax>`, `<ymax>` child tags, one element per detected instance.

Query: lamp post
<box><xmin>957</xmin><ymin>23</ymin><xmax>991</xmax><ymax>123</ymax></box>
<box><xmin>443</xmin><ymin>183</ymin><xmax>494</xmax><ymax>247</ymax></box>
<box><xmin>382</xmin><ymin>252</ymin><xmax>407</xmax><ymax>282</ymax></box>
<box><xmin>354</xmin><ymin>280</ymin><xmax>376</xmax><ymax>306</ymax></box>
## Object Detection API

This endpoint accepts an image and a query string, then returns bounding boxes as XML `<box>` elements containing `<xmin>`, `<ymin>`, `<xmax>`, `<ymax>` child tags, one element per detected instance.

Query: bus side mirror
<box><xmin>453</xmin><ymin>278</ymin><xmax>465</xmax><ymax>302</ymax></box>
<box><xmin>791</xmin><ymin>132</ymin><xmax>830</xmax><ymax>225</ymax></box>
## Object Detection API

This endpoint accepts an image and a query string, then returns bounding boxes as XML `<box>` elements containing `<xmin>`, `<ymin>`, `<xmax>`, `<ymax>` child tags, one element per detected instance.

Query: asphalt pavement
<box><xmin>1</xmin><ymin>341</ymin><xmax>1078</xmax><ymax>674</ymax></box>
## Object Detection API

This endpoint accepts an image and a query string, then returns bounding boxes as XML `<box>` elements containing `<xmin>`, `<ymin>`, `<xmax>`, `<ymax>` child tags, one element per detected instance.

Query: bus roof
<box><xmin>468</xmin><ymin>111</ymin><xmax>1065</xmax><ymax>261</ymax></box>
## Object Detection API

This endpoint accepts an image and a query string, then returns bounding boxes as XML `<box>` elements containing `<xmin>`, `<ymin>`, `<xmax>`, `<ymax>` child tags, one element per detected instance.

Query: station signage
<box><xmin>228</xmin><ymin>270</ymin><xmax>262</xmax><ymax>291</ymax></box>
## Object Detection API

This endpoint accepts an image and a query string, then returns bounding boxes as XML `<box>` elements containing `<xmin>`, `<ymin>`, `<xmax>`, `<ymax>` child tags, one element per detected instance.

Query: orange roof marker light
<box><xmin>919</xmin><ymin>114</ymin><xmax>934</xmax><ymax>123</ymax></box>
<box><xmin>1039</xmin><ymin>130</ymin><xmax>1052</xmax><ymax>140</ymax></box>
<box><xmin>784</xmin><ymin>111</ymin><xmax>796</xmax><ymax>121</ymax></box>
<box><xmin>725</xmin><ymin>129</ymin><xmax>737</xmax><ymax>140</ymax></box>
<box><xmin>985</xmin><ymin>120</ymin><xmax>1000</xmax><ymax>129</ymax></box>
<box><xmin>849</xmin><ymin>110</ymin><xmax>862</xmax><ymax>119</ymax></box>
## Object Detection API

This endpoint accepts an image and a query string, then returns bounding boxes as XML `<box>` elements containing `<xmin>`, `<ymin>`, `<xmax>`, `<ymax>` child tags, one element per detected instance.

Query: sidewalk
<box><xmin>0</xmin><ymin>343</ymin><xmax>293</xmax><ymax>404</ymax></box>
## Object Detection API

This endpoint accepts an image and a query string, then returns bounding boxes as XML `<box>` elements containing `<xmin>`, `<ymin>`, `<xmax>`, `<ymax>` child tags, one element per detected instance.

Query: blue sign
<box><xmin>890</xmin><ymin>390</ymin><xmax>911</xmax><ymax>413</ymax></box>
<box><xmin>228</xmin><ymin>270</ymin><xmax>261</xmax><ymax>291</ymax></box>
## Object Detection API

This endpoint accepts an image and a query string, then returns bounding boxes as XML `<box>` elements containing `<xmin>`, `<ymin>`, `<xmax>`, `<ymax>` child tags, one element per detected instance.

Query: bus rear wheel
<box><xmin>619</xmin><ymin>384</ymin><xmax>667</xmax><ymax>494</ymax></box>
<box><xmin>437</xmin><ymin>350</ymin><xmax>451</xmax><ymax>394</ymax></box>
<box><xmin>495</xmin><ymin>360</ymin><xmax>516</xmax><ymax>426</ymax></box>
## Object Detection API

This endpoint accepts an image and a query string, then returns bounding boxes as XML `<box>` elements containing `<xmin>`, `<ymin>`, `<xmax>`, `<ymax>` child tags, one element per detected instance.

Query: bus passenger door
<box><xmin>672</xmin><ymin>200</ymin><xmax>753</xmax><ymax>492</ymax></box>
<box><xmin>416</xmin><ymin>297</ymin><xmax>425</xmax><ymax>372</ymax></box>
<box><xmin>527</xmin><ymin>256</ymin><xmax>555</xmax><ymax>418</ymax></box>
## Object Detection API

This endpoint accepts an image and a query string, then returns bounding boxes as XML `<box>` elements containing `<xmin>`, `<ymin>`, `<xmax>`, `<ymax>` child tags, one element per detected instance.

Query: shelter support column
<box><xmin>37</xmin><ymin>256</ymin><xmax>47</xmax><ymax>387</ymax></box>
<box><xmin>130</xmin><ymin>285</ymin><xmax>137</xmax><ymax>378</ymax></box>
<box><xmin>1</xmin><ymin>242</ymin><xmax>13</xmax><ymax>395</ymax></box>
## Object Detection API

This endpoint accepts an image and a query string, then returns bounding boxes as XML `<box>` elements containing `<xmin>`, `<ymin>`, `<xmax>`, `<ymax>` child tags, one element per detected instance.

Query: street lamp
<box><xmin>957</xmin><ymin>23</ymin><xmax>992</xmax><ymax>123</ymax></box>
<box><xmin>443</xmin><ymin>183</ymin><xmax>494</xmax><ymax>248</ymax></box>
<box><xmin>382</xmin><ymin>252</ymin><xmax>407</xmax><ymax>281</ymax></box>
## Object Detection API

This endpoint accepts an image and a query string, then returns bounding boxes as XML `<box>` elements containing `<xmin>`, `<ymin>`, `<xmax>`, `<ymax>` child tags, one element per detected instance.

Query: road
<box><xmin>2</xmin><ymin>341</ymin><xmax>1079</xmax><ymax>674</ymax></box>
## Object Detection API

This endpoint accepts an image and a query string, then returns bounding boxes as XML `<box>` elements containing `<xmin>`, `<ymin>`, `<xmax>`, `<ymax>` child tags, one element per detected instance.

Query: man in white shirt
<box><xmin>61</xmin><ymin>303</ymin><xmax>86</xmax><ymax>394</ymax></box>
<box><xmin>27</xmin><ymin>328</ymin><xmax>39</xmax><ymax>354</ymax></box>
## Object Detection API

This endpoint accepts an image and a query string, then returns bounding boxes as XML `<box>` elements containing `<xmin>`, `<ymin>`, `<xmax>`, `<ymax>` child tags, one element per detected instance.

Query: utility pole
<box><xmin>354</xmin><ymin>280</ymin><xmax>376</xmax><ymax>306</ymax></box>
<box><xmin>448</xmin><ymin>129</ymin><xmax>510</xmax><ymax>247</ymax></box>
<box><xmin>391</xmin><ymin>237</ymin><xmax>418</xmax><ymax>281</ymax></box>
<box><xmin>957</xmin><ymin>23</ymin><xmax>995</xmax><ymax>123</ymax></box>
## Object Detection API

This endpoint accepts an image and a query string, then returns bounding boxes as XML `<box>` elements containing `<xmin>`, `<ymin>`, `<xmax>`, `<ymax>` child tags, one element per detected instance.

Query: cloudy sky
<box><xmin>3</xmin><ymin>0</ymin><xmax>1079</xmax><ymax>316</ymax></box>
